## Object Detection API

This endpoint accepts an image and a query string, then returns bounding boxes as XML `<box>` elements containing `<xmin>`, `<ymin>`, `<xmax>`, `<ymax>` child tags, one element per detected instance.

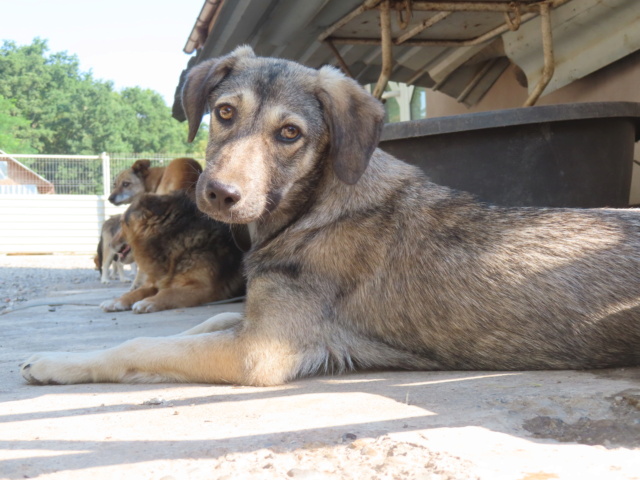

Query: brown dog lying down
<box><xmin>108</xmin><ymin>157</ymin><xmax>204</xmax><ymax>290</ymax></box>
<box><xmin>108</xmin><ymin>157</ymin><xmax>202</xmax><ymax>205</ymax></box>
<box><xmin>21</xmin><ymin>47</ymin><xmax>640</xmax><ymax>387</ymax></box>
<box><xmin>99</xmin><ymin>191</ymin><xmax>245</xmax><ymax>314</ymax></box>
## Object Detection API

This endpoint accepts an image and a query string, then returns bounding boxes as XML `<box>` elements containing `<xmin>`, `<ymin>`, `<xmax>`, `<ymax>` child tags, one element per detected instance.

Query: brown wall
<box><xmin>426</xmin><ymin>50</ymin><xmax>640</xmax><ymax>204</ymax></box>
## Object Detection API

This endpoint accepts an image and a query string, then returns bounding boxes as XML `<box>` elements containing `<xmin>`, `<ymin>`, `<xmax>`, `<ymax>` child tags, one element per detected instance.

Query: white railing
<box><xmin>0</xmin><ymin>150</ymin><xmax>200</xmax><ymax>254</ymax></box>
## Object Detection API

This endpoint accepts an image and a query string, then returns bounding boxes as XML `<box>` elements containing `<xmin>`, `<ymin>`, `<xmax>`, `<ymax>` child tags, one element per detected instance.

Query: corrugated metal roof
<box><xmin>504</xmin><ymin>0</ymin><xmax>640</xmax><ymax>97</ymax></box>
<box><xmin>172</xmin><ymin>0</ymin><xmax>640</xmax><ymax>118</ymax></box>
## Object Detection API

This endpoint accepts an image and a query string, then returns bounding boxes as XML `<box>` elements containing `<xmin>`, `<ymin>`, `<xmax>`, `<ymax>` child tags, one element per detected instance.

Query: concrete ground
<box><xmin>1</xmin><ymin>279</ymin><xmax>639</xmax><ymax>479</ymax></box>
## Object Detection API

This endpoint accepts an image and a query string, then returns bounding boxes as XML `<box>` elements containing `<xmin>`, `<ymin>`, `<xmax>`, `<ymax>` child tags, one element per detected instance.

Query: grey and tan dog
<box><xmin>21</xmin><ymin>46</ymin><xmax>640</xmax><ymax>386</ymax></box>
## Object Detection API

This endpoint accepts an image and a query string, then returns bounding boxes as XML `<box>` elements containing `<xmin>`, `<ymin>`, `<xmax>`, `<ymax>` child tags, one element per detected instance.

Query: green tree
<box><xmin>0</xmin><ymin>95</ymin><xmax>35</xmax><ymax>152</ymax></box>
<box><xmin>0</xmin><ymin>38</ymin><xmax>209</xmax><ymax>192</ymax></box>
<box><xmin>118</xmin><ymin>87</ymin><xmax>209</xmax><ymax>156</ymax></box>
<box><xmin>0</xmin><ymin>38</ymin><xmax>207</xmax><ymax>156</ymax></box>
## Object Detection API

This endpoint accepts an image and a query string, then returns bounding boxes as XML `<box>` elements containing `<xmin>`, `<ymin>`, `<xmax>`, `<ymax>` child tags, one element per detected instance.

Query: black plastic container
<box><xmin>379</xmin><ymin>102</ymin><xmax>640</xmax><ymax>208</ymax></box>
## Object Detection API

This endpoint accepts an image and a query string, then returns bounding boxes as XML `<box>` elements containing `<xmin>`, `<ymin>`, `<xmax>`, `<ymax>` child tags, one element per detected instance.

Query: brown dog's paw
<box><xmin>21</xmin><ymin>353</ymin><xmax>94</xmax><ymax>385</ymax></box>
<box><xmin>100</xmin><ymin>299</ymin><xmax>130</xmax><ymax>312</ymax></box>
<box><xmin>132</xmin><ymin>299</ymin><xmax>161</xmax><ymax>314</ymax></box>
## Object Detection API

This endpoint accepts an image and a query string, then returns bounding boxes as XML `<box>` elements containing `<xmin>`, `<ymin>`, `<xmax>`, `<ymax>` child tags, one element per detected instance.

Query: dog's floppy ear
<box><xmin>316</xmin><ymin>66</ymin><xmax>385</xmax><ymax>185</ymax></box>
<box><xmin>132</xmin><ymin>159</ymin><xmax>151</xmax><ymax>176</ymax></box>
<box><xmin>182</xmin><ymin>46</ymin><xmax>256</xmax><ymax>143</ymax></box>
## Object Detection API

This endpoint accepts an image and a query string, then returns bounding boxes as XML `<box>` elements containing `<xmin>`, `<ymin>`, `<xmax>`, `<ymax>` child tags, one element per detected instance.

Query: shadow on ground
<box><xmin>1</xmin><ymin>287</ymin><xmax>638</xmax><ymax>479</ymax></box>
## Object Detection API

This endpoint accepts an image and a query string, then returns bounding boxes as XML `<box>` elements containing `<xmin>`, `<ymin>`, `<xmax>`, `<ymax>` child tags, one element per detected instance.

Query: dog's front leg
<box><xmin>21</xmin><ymin>328</ymin><xmax>245</xmax><ymax>385</ymax></box>
<box><xmin>100</xmin><ymin>285</ymin><xmax>158</xmax><ymax>312</ymax></box>
<box><xmin>129</xmin><ymin>262</ymin><xmax>138</xmax><ymax>282</ymax></box>
<box><xmin>100</xmin><ymin>257</ymin><xmax>113</xmax><ymax>284</ymax></box>
<box><xmin>115</xmin><ymin>261</ymin><xmax>127</xmax><ymax>282</ymax></box>
<box><xmin>130</xmin><ymin>285</ymin><xmax>214</xmax><ymax>314</ymax></box>
<box><xmin>21</xmin><ymin>313</ymin><xmax>298</xmax><ymax>386</ymax></box>
<box><xmin>130</xmin><ymin>267</ymin><xmax>146</xmax><ymax>291</ymax></box>
<box><xmin>175</xmin><ymin>312</ymin><xmax>243</xmax><ymax>335</ymax></box>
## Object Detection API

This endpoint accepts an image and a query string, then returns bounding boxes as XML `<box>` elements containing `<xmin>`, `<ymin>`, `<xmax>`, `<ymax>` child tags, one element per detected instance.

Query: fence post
<box><xmin>100</xmin><ymin>152</ymin><xmax>111</xmax><ymax>198</ymax></box>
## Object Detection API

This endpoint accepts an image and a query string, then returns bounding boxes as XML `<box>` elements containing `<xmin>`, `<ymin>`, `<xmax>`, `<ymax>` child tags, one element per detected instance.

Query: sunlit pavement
<box><xmin>1</xmin><ymin>287</ymin><xmax>638</xmax><ymax>479</ymax></box>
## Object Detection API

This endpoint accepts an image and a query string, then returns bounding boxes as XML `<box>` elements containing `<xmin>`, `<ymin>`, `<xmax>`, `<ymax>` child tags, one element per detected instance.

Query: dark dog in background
<box><xmin>108</xmin><ymin>157</ymin><xmax>202</xmax><ymax>205</ymax></box>
<box><xmin>106</xmin><ymin>157</ymin><xmax>204</xmax><ymax>289</ymax></box>
<box><xmin>22</xmin><ymin>46</ymin><xmax>640</xmax><ymax>386</ymax></box>
<box><xmin>99</xmin><ymin>191</ymin><xmax>245</xmax><ymax>314</ymax></box>
<box><xmin>95</xmin><ymin>215</ymin><xmax>135</xmax><ymax>284</ymax></box>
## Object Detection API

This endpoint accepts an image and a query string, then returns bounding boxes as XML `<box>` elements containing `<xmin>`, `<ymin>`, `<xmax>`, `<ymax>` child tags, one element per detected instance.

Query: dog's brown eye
<box><xmin>216</xmin><ymin>104</ymin><xmax>235</xmax><ymax>121</ymax></box>
<box><xmin>278</xmin><ymin>125</ymin><xmax>301</xmax><ymax>143</ymax></box>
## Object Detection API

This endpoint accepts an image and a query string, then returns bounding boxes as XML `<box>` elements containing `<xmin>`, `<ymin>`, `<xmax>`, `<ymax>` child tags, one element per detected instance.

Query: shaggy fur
<box><xmin>22</xmin><ymin>47</ymin><xmax>640</xmax><ymax>386</ymax></box>
<box><xmin>108</xmin><ymin>157</ymin><xmax>204</xmax><ymax>289</ymax></box>
<box><xmin>99</xmin><ymin>191</ymin><xmax>245</xmax><ymax>314</ymax></box>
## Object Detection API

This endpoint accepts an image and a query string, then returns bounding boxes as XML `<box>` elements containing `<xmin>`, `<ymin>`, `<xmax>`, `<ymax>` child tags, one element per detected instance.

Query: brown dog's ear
<box><xmin>182</xmin><ymin>46</ymin><xmax>256</xmax><ymax>143</ymax></box>
<box><xmin>131</xmin><ymin>159</ymin><xmax>151</xmax><ymax>176</ymax></box>
<box><xmin>316</xmin><ymin>66</ymin><xmax>385</xmax><ymax>185</ymax></box>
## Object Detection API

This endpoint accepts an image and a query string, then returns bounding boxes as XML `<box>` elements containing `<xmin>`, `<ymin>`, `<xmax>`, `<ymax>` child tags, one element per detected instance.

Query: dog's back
<box><xmin>348</xmin><ymin>153</ymin><xmax>640</xmax><ymax>368</ymax></box>
<box><xmin>155</xmin><ymin>157</ymin><xmax>202</xmax><ymax>197</ymax></box>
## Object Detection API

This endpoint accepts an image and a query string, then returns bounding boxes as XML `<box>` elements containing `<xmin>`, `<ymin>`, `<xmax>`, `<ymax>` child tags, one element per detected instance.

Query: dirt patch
<box><xmin>523</xmin><ymin>389</ymin><xmax>640</xmax><ymax>447</ymax></box>
<box><xmin>215</xmin><ymin>434</ymin><xmax>479</xmax><ymax>480</ymax></box>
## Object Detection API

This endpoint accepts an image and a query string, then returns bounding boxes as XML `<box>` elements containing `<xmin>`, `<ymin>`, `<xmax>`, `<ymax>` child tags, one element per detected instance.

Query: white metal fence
<box><xmin>0</xmin><ymin>151</ymin><xmax>201</xmax><ymax>254</ymax></box>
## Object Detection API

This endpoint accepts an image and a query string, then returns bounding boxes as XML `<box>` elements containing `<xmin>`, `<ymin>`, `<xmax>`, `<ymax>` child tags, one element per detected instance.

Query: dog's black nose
<box><xmin>205</xmin><ymin>180</ymin><xmax>241</xmax><ymax>210</ymax></box>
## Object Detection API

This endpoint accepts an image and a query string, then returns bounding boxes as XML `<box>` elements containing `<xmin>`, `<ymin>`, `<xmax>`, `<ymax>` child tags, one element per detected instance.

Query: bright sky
<box><xmin>1</xmin><ymin>0</ymin><xmax>205</xmax><ymax>106</ymax></box>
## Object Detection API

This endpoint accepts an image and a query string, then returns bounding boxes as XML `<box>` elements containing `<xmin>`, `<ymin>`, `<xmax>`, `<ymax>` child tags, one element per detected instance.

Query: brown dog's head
<box><xmin>109</xmin><ymin>228</ymin><xmax>134</xmax><ymax>265</ymax></box>
<box><xmin>182</xmin><ymin>46</ymin><xmax>385</xmax><ymax>225</ymax></box>
<box><xmin>108</xmin><ymin>159</ymin><xmax>152</xmax><ymax>205</ymax></box>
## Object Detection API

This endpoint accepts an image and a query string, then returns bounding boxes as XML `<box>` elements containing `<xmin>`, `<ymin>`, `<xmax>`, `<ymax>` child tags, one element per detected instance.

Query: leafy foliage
<box><xmin>0</xmin><ymin>38</ymin><xmax>207</xmax><ymax>155</ymax></box>
<box><xmin>0</xmin><ymin>95</ymin><xmax>35</xmax><ymax>152</ymax></box>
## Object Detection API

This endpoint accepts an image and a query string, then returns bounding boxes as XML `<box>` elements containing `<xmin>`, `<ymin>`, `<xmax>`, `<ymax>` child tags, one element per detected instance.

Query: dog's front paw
<box><xmin>21</xmin><ymin>352</ymin><xmax>94</xmax><ymax>385</ymax></box>
<box><xmin>132</xmin><ymin>299</ymin><xmax>160</xmax><ymax>314</ymax></box>
<box><xmin>100</xmin><ymin>298</ymin><xmax>129</xmax><ymax>312</ymax></box>
<box><xmin>100</xmin><ymin>278</ymin><xmax>111</xmax><ymax>285</ymax></box>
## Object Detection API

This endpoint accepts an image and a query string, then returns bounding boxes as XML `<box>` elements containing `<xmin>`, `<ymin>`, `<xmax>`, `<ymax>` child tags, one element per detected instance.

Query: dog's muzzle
<box><xmin>118</xmin><ymin>244</ymin><xmax>131</xmax><ymax>261</ymax></box>
<box><xmin>201</xmin><ymin>179</ymin><xmax>241</xmax><ymax>213</ymax></box>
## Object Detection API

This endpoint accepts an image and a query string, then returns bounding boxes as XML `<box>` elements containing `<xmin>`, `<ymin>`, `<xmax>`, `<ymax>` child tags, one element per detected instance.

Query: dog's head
<box><xmin>182</xmin><ymin>46</ymin><xmax>385</xmax><ymax>225</ymax></box>
<box><xmin>108</xmin><ymin>160</ymin><xmax>152</xmax><ymax>205</ymax></box>
<box><xmin>109</xmin><ymin>223</ymin><xmax>134</xmax><ymax>265</ymax></box>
